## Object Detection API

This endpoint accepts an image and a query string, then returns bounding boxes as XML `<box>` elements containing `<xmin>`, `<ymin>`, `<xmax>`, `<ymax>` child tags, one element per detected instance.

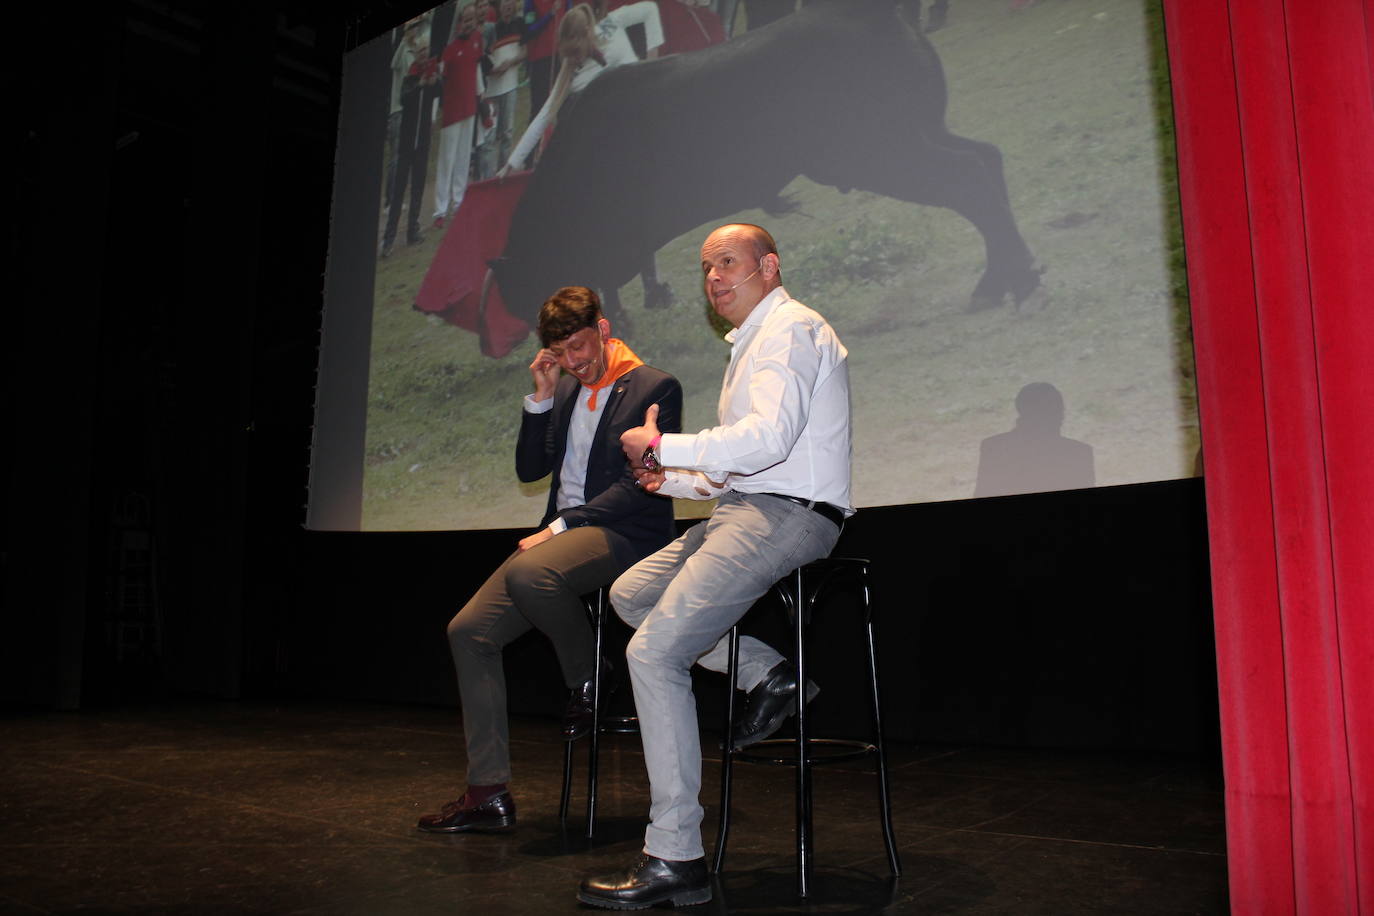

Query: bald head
<box><xmin>718</xmin><ymin>223</ymin><xmax>778</xmax><ymax>265</ymax></box>
<box><xmin>700</xmin><ymin>224</ymin><xmax>784</xmax><ymax>328</ymax></box>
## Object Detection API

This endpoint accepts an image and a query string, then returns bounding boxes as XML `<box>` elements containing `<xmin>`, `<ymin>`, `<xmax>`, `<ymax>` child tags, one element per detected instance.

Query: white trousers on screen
<box><xmin>433</xmin><ymin>115</ymin><xmax>475</xmax><ymax>221</ymax></box>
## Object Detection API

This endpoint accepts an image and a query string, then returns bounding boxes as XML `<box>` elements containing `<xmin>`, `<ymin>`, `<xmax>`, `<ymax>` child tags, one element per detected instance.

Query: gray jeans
<box><xmin>477</xmin><ymin>88</ymin><xmax>518</xmax><ymax>179</ymax></box>
<box><xmin>447</xmin><ymin>525</ymin><xmax>633</xmax><ymax>785</ymax></box>
<box><xmin>714</xmin><ymin>0</ymin><xmax>740</xmax><ymax>37</ymax></box>
<box><xmin>611</xmin><ymin>491</ymin><xmax>841</xmax><ymax>860</ymax></box>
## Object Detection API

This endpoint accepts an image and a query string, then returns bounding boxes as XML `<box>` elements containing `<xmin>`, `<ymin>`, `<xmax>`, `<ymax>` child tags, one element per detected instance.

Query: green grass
<box><xmin>362</xmin><ymin>0</ymin><xmax>1198</xmax><ymax>531</ymax></box>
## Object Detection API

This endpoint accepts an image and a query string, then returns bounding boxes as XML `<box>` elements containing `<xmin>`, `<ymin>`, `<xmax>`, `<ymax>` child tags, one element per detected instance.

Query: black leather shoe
<box><xmin>416</xmin><ymin>792</ymin><xmax>516</xmax><ymax>833</ymax></box>
<box><xmin>577</xmin><ymin>853</ymin><xmax>711</xmax><ymax>909</ymax></box>
<box><xmin>562</xmin><ymin>657</ymin><xmax>614</xmax><ymax>740</ymax></box>
<box><xmin>731</xmin><ymin>660</ymin><xmax>819</xmax><ymax>749</ymax></box>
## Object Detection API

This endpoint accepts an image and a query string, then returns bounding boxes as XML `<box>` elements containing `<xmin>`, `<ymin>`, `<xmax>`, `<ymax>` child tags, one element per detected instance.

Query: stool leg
<box><xmin>792</xmin><ymin>567</ymin><xmax>813</xmax><ymax>899</ymax></box>
<box><xmin>585</xmin><ymin>590</ymin><xmax>606</xmax><ymax>838</ymax></box>
<box><xmin>711</xmin><ymin>624</ymin><xmax>741</xmax><ymax>874</ymax></box>
<box><xmin>560</xmin><ymin>738</ymin><xmax>574</xmax><ymax>822</ymax></box>
<box><xmin>864</xmin><ymin>584</ymin><xmax>902</xmax><ymax>876</ymax></box>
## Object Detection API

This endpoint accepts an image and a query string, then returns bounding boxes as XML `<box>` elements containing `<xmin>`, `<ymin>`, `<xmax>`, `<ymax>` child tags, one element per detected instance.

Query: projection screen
<box><xmin>308</xmin><ymin>0</ymin><xmax>1198</xmax><ymax>532</ymax></box>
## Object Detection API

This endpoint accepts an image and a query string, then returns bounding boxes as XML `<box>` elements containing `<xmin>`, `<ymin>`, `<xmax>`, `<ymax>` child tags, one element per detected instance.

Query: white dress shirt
<box><xmin>506</xmin><ymin>2</ymin><xmax>664</xmax><ymax>170</ymax></box>
<box><xmin>525</xmin><ymin>386</ymin><xmax>610</xmax><ymax>533</ymax></box>
<box><xmin>655</xmin><ymin>286</ymin><xmax>853</xmax><ymax>513</ymax></box>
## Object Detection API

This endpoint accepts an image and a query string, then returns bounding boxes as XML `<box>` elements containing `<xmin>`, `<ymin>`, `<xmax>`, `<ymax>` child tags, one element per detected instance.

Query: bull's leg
<box><xmin>639</xmin><ymin>252</ymin><xmax>675</xmax><ymax>311</ymax></box>
<box><xmin>925</xmin><ymin>0</ymin><xmax>949</xmax><ymax>32</ymax></box>
<box><xmin>599</xmin><ymin>285</ymin><xmax>634</xmax><ymax>337</ymax></box>
<box><xmin>819</xmin><ymin>129</ymin><xmax>1041</xmax><ymax>311</ymax></box>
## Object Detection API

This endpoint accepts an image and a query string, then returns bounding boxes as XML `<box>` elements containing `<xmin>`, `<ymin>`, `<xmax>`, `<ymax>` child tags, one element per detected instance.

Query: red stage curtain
<box><xmin>1163</xmin><ymin>0</ymin><xmax>1374</xmax><ymax>911</ymax></box>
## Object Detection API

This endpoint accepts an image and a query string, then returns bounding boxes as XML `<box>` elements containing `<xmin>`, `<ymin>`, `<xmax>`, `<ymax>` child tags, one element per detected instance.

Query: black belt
<box><xmin>757</xmin><ymin>493</ymin><xmax>846</xmax><ymax>529</ymax></box>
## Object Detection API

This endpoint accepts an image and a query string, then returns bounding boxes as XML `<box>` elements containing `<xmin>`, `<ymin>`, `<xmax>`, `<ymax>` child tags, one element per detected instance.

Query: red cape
<box><xmin>414</xmin><ymin>174</ymin><xmax>532</xmax><ymax>358</ymax></box>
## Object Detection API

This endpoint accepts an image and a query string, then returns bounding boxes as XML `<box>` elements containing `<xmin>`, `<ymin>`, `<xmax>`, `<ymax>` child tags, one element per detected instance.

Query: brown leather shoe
<box><xmin>416</xmin><ymin>792</ymin><xmax>516</xmax><ymax>833</ymax></box>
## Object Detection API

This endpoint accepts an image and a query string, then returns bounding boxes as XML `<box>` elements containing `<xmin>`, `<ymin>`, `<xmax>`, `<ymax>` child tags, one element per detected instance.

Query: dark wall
<box><xmin>6</xmin><ymin>1</ymin><xmax>345</xmax><ymax>709</ymax></box>
<box><xmin>283</xmin><ymin>478</ymin><xmax>1218</xmax><ymax>756</ymax></box>
<box><xmin>6</xmin><ymin>1</ymin><xmax>1219</xmax><ymax>761</ymax></box>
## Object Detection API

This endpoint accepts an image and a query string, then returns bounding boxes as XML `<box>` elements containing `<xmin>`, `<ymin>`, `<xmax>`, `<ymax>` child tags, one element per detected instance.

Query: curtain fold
<box><xmin>1162</xmin><ymin>0</ymin><xmax>1373</xmax><ymax>912</ymax></box>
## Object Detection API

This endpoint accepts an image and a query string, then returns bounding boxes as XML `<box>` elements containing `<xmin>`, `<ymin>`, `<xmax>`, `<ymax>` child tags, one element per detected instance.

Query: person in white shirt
<box><xmin>498</xmin><ymin>0</ymin><xmax>665</xmax><ymax>176</ymax></box>
<box><xmin>495</xmin><ymin>0</ymin><xmax>675</xmax><ymax>311</ymax></box>
<box><xmin>577</xmin><ymin>224</ymin><xmax>852</xmax><ymax>909</ymax></box>
<box><xmin>476</xmin><ymin>0</ymin><xmax>527</xmax><ymax>179</ymax></box>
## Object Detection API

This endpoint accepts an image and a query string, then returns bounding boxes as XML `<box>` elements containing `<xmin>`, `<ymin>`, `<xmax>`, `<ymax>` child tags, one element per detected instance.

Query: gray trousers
<box><xmin>447</xmin><ymin>525</ymin><xmax>633</xmax><ymax>785</ymax></box>
<box><xmin>384</xmin><ymin>110</ymin><xmax>401</xmax><ymax>209</ymax></box>
<box><xmin>611</xmin><ymin>491</ymin><xmax>840</xmax><ymax>861</ymax></box>
<box><xmin>714</xmin><ymin>0</ymin><xmax>740</xmax><ymax>36</ymax></box>
<box><xmin>477</xmin><ymin>88</ymin><xmax>518</xmax><ymax>179</ymax></box>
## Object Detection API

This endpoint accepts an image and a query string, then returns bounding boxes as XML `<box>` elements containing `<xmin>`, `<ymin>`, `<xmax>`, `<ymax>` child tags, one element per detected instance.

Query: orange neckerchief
<box><xmin>584</xmin><ymin>338</ymin><xmax>644</xmax><ymax>410</ymax></box>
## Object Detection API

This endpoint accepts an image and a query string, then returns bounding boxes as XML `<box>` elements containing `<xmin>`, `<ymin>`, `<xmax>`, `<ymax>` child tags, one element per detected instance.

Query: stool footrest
<box><xmin>563</xmin><ymin>716</ymin><xmax>641</xmax><ymax>745</ymax></box>
<box><xmin>731</xmin><ymin>737</ymin><xmax>876</xmax><ymax>767</ymax></box>
<box><xmin>600</xmin><ymin>716</ymin><xmax>640</xmax><ymax>735</ymax></box>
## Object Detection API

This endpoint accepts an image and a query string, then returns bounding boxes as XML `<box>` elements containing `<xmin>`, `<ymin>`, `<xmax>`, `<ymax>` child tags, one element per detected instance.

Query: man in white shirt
<box><xmin>577</xmin><ymin>224</ymin><xmax>852</xmax><ymax>909</ymax></box>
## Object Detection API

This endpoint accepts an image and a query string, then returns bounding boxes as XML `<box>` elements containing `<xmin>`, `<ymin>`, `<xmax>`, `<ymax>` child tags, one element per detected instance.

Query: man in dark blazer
<box><xmin>418</xmin><ymin>286</ymin><xmax>682</xmax><ymax>834</ymax></box>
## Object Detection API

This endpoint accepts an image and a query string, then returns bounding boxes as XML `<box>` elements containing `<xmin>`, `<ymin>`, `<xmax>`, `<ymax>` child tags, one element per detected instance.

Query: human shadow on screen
<box><xmin>973</xmin><ymin>382</ymin><xmax>1095</xmax><ymax>498</ymax></box>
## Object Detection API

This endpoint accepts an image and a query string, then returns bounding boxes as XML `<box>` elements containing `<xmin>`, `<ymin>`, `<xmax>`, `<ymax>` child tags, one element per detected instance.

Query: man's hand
<box><xmin>518</xmin><ymin>526</ymin><xmax>555</xmax><ymax>552</ymax></box>
<box><xmin>529</xmin><ymin>348</ymin><xmax>560</xmax><ymax>400</ymax></box>
<box><xmin>619</xmin><ymin>404</ymin><xmax>661</xmax><ymax>464</ymax></box>
<box><xmin>632</xmin><ymin>466</ymin><xmax>666</xmax><ymax>493</ymax></box>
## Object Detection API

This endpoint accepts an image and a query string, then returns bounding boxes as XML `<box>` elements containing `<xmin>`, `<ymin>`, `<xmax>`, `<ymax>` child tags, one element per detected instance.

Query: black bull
<box><xmin>489</xmin><ymin>0</ymin><xmax>1040</xmax><ymax>322</ymax></box>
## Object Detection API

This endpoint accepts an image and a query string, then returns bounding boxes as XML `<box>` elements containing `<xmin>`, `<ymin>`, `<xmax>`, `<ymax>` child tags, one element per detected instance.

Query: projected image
<box><xmin>349</xmin><ymin>0</ymin><xmax>1196</xmax><ymax>532</ymax></box>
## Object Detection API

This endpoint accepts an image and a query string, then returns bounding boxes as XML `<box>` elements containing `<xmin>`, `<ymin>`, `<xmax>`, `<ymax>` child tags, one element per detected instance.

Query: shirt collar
<box><xmin>723</xmin><ymin>285</ymin><xmax>790</xmax><ymax>343</ymax></box>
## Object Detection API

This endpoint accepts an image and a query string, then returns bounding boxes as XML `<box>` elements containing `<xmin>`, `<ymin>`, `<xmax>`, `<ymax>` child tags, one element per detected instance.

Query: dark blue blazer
<box><xmin>516</xmin><ymin>365</ymin><xmax>683</xmax><ymax>562</ymax></box>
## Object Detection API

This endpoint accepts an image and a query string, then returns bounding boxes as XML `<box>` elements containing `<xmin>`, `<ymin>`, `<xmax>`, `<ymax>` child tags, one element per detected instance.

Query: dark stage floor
<box><xmin>1</xmin><ymin>702</ymin><xmax>1227</xmax><ymax>914</ymax></box>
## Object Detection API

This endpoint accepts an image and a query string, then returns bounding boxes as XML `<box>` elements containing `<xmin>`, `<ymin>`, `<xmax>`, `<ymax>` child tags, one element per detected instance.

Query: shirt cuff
<box><xmin>656</xmin><ymin>432</ymin><xmax>694</xmax><ymax>469</ymax></box>
<box><xmin>656</xmin><ymin>469</ymin><xmax>726</xmax><ymax>500</ymax></box>
<box><xmin>548</xmin><ymin>517</ymin><xmax>567</xmax><ymax>535</ymax></box>
<box><xmin>524</xmin><ymin>394</ymin><xmax>553</xmax><ymax>413</ymax></box>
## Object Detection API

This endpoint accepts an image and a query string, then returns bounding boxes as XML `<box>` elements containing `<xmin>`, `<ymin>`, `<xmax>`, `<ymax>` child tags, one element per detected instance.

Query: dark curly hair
<box><xmin>537</xmin><ymin>286</ymin><xmax>603</xmax><ymax>346</ymax></box>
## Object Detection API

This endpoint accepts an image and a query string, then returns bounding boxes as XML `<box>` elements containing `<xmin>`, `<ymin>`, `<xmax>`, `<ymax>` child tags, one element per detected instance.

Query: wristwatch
<box><xmin>641</xmin><ymin>434</ymin><xmax>662</xmax><ymax>471</ymax></box>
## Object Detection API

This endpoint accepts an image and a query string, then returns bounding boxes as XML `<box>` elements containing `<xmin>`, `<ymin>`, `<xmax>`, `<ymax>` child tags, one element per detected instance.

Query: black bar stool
<box><xmin>559</xmin><ymin>586</ymin><xmax>638</xmax><ymax>838</ymax></box>
<box><xmin>712</xmin><ymin>557</ymin><xmax>901</xmax><ymax>898</ymax></box>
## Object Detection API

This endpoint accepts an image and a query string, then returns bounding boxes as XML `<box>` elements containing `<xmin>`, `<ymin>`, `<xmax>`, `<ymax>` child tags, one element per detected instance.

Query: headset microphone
<box><xmin>726</xmin><ymin>261</ymin><xmax>765</xmax><ymax>291</ymax></box>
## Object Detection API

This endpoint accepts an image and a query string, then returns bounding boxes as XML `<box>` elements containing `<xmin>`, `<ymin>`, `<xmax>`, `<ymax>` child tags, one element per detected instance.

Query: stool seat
<box><xmin>713</xmin><ymin>557</ymin><xmax>901</xmax><ymax>898</ymax></box>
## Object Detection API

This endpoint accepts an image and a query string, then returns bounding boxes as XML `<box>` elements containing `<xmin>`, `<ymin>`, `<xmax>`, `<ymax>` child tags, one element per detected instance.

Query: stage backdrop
<box><xmin>309</xmin><ymin>0</ymin><xmax>1199</xmax><ymax>532</ymax></box>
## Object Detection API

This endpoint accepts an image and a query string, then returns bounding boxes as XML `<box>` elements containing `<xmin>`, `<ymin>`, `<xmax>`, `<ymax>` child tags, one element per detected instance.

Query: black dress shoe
<box><xmin>731</xmin><ymin>660</ymin><xmax>819</xmax><ymax>749</ymax></box>
<box><xmin>562</xmin><ymin>657</ymin><xmax>615</xmax><ymax>740</ymax></box>
<box><xmin>577</xmin><ymin>853</ymin><xmax>711</xmax><ymax>909</ymax></box>
<box><xmin>416</xmin><ymin>792</ymin><xmax>516</xmax><ymax>833</ymax></box>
